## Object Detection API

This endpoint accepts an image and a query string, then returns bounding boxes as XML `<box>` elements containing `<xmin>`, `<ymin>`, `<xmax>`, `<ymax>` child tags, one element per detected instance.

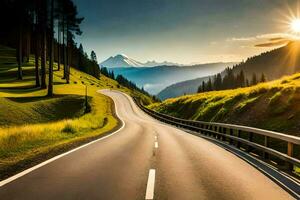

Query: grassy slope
<box><xmin>149</xmin><ymin>73</ymin><xmax>300</xmax><ymax>136</ymax></box>
<box><xmin>0</xmin><ymin>45</ymin><xmax>151</xmax><ymax>178</ymax></box>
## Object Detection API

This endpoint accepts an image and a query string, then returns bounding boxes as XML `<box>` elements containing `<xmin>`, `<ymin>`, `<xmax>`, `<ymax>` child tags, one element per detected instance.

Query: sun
<box><xmin>291</xmin><ymin>19</ymin><xmax>300</xmax><ymax>33</ymax></box>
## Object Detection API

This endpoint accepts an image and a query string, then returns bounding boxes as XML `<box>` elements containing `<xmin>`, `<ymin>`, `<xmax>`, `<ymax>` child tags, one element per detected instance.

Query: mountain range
<box><xmin>100</xmin><ymin>54</ymin><xmax>180</xmax><ymax>68</ymax></box>
<box><xmin>157</xmin><ymin>76</ymin><xmax>211</xmax><ymax>100</ymax></box>
<box><xmin>158</xmin><ymin>42</ymin><xmax>300</xmax><ymax>100</ymax></box>
<box><xmin>110</xmin><ymin>63</ymin><xmax>235</xmax><ymax>94</ymax></box>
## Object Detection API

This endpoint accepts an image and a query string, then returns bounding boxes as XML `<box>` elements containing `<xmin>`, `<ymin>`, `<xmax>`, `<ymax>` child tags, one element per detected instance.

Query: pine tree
<box><xmin>48</xmin><ymin>0</ymin><xmax>55</xmax><ymax>96</ymax></box>
<box><xmin>260</xmin><ymin>73</ymin><xmax>266</xmax><ymax>83</ymax></box>
<box><xmin>246</xmin><ymin>79</ymin><xmax>250</xmax><ymax>87</ymax></box>
<box><xmin>197</xmin><ymin>85</ymin><xmax>202</xmax><ymax>93</ymax></box>
<box><xmin>215</xmin><ymin>73</ymin><xmax>222</xmax><ymax>90</ymax></box>
<box><xmin>239</xmin><ymin>70</ymin><xmax>245</xmax><ymax>87</ymax></box>
<box><xmin>207</xmin><ymin>78</ymin><xmax>213</xmax><ymax>91</ymax></box>
<box><xmin>90</xmin><ymin>50</ymin><xmax>97</xmax><ymax>63</ymax></box>
<box><xmin>40</xmin><ymin>0</ymin><xmax>48</xmax><ymax>89</ymax></box>
<box><xmin>251</xmin><ymin>73</ymin><xmax>257</xmax><ymax>86</ymax></box>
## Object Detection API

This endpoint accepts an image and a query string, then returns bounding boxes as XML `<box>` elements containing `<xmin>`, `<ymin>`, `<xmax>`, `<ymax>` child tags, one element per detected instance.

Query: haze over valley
<box><xmin>100</xmin><ymin>54</ymin><xmax>235</xmax><ymax>94</ymax></box>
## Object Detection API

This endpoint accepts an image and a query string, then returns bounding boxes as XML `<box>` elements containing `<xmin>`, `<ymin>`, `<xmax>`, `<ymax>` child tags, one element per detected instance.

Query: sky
<box><xmin>73</xmin><ymin>0</ymin><xmax>300</xmax><ymax>64</ymax></box>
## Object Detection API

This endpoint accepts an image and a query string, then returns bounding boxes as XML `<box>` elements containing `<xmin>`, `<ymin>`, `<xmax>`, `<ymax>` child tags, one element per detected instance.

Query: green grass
<box><xmin>0</xmin><ymin>45</ymin><xmax>151</xmax><ymax>178</ymax></box>
<box><xmin>149</xmin><ymin>73</ymin><xmax>300</xmax><ymax>136</ymax></box>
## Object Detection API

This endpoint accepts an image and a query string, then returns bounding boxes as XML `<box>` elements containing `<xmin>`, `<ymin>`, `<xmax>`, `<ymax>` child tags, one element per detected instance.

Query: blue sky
<box><xmin>73</xmin><ymin>0</ymin><xmax>299</xmax><ymax>64</ymax></box>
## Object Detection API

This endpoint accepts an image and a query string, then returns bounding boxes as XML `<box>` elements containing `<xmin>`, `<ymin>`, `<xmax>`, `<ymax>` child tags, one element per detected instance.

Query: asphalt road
<box><xmin>0</xmin><ymin>90</ymin><xmax>294</xmax><ymax>200</ymax></box>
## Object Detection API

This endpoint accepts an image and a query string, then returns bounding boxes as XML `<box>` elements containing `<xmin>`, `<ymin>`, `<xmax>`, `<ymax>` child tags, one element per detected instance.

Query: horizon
<box><xmin>73</xmin><ymin>0</ymin><xmax>300</xmax><ymax>64</ymax></box>
<box><xmin>100</xmin><ymin>53</ymin><xmax>239</xmax><ymax>66</ymax></box>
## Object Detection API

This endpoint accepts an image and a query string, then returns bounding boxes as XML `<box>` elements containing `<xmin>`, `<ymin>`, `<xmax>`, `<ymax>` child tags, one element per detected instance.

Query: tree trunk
<box><xmin>40</xmin><ymin>1</ymin><xmax>47</xmax><ymax>89</ymax></box>
<box><xmin>66</xmin><ymin>31</ymin><xmax>70</xmax><ymax>84</ymax></box>
<box><xmin>25</xmin><ymin>27</ymin><xmax>30</xmax><ymax>63</ymax></box>
<box><xmin>57</xmin><ymin>22</ymin><xmax>60</xmax><ymax>71</ymax></box>
<box><xmin>62</xmin><ymin>16</ymin><xmax>67</xmax><ymax>79</ymax></box>
<box><xmin>34</xmin><ymin>9</ymin><xmax>40</xmax><ymax>87</ymax></box>
<box><xmin>48</xmin><ymin>0</ymin><xmax>54</xmax><ymax>96</ymax></box>
<box><xmin>17</xmin><ymin>23</ymin><xmax>23</xmax><ymax>80</ymax></box>
<box><xmin>34</xmin><ymin>30</ymin><xmax>40</xmax><ymax>87</ymax></box>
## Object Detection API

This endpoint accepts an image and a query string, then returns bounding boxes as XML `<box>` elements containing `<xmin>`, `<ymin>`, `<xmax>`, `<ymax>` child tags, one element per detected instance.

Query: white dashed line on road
<box><xmin>145</xmin><ymin>169</ymin><xmax>156</xmax><ymax>200</ymax></box>
<box><xmin>154</xmin><ymin>141</ymin><xmax>158</xmax><ymax>149</ymax></box>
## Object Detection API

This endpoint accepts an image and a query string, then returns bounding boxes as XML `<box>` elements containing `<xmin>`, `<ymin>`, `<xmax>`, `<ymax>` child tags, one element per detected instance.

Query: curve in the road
<box><xmin>0</xmin><ymin>89</ymin><xmax>294</xmax><ymax>200</ymax></box>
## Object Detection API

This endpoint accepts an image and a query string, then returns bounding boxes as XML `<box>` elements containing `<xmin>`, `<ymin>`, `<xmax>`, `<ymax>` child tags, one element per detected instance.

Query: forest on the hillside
<box><xmin>0</xmin><ymin>0</ymin><xmax>100</xmax><ymax>96</ymax></box>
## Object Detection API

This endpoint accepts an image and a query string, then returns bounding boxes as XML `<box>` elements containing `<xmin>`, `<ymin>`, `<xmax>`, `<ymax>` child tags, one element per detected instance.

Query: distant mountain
<box><xmin>143</xmin><ymin>60</ymin><xmax>180</xmax><ymax>67</ymax></box>
<box><xmin>110</xmin><ymin>62</ymin><xmax>235</xmax><ymax>94</ymax></box>
<box><xmin>157</xmin><ymin>76</ymin><xmax>210</xmax><ymax>100</ymax></box>
<box><xmin>100</xmin><ymin>54</ymin><xmax>180</xmax><ymax>68</ymax></box>
<box><xmin>158</xmin><ymin>42</ymin><xmax>300</xmax><ymax>100</ymax></box>
<box><xmin>100</xmin><ymin>54</ymin><xmax>144</xmax><ymax>68</ymax></box>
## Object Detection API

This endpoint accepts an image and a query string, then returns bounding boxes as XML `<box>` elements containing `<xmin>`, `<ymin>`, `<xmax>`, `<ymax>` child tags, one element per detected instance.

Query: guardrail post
<box><xmin>208</xmin><ymin>125</ymin><xmax>212</xmax><ymax>137</ymax></box>
<box><xmin>204</xmin><ymin>125</ymin><xmax>208</xmax><ymax>135</ymax></box>
<box><xmin>201</xmin><ymin>124</ymin><xmax>205</xmax><ymax>135</ymax></box>
<box><xmin>222</xmin><ymin>127</ymin><xmax>226</xmax><ymax>141</ymax></box>
<box><xmin>247</xmin><ymin>132</ymin><xmax>253</xmax><ymax>152</ymax></box>
<box><xmin>263</xmin><ymin>136</ymin><xmax>269</xmax><ymax>160</ymax></box>
<box><xmin>236</xmin><ymin>130</ymin><xmax>241</xmax><ymax>149</ymax></box>
<box><xmin>214</xmin><ymin>126</ymin><xmax>217</xmax><ymax>137</ymax></box>
<box><xmin>216</xmin><ymin>126</ymin><xmax>219</xmax><ymax>139</ymax></box>
<box><xmin>287</xmin><ymin>142</ymin><xmax>294</xmax><ymax>171</ymax></box>
<box><xmin>229</xmin><ymin>129</ymin><xmax>233</xmax><ymax>145</ymax></box>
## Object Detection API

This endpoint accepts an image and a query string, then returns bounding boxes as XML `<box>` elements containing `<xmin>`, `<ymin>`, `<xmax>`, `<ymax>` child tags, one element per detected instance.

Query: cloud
<box><xmin>255</xmin><ymin>40</ymin><xmax>290</xmax><ymax>47</ymax></box>
<box><xmin>227</xmin><ymin>37</ymin><xmax>256</xmax><ymax>42</ymax></box>
<box><xmin>227</xmin><ymin>33</ymin><xmax>299</xmax><ymax>48</ymax></box>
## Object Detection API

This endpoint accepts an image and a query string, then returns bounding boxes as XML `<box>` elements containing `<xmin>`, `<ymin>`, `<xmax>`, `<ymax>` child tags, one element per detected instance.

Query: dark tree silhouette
<box><xmin>48</xmin><ymin>0</ymin><xmax>55</xmax><ymax>96</ymax></box>
<box><xmin>251</xmin><ymin>73</ymin><xmax>257</xmax><ymax>86</ymax></box>
<box><xmin>62</xmin><ymin>0</ymin><xmax>84</xmax><ymax>83</ymax></box>
<box><xmin>33</xmin><ymin>0</ymin><xmax>40</xmax><ymax>87</ymax></box>
<box><xmin>40</xmin><ymin>0</ymin><xmax>48</xmax><ymax>89</ymax></box>
<box><xmin>90</xmin><ymin>50</ymin><xmax>97</xmax><ymax>63</ymax></box>
<box><xmin>0</xmin><ymin>0</ymin><xmax>102</xmax><ymax>93</ymax></box>
<box><xmin>260</xmin><ymin>73</ymin><xmax>266</xmax><ymax>83</ymax></box>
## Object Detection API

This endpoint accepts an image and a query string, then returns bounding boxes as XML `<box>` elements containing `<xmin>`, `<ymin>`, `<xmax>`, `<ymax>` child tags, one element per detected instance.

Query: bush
<box><xmin>62</xmin><ymin>122</ymin><xmax>77</xmax><ymax>134</ymax></box>
<box><xmin>103</xmin><ymin>117</ymin><xmax>108</xmax><ymax>127</ymax></box>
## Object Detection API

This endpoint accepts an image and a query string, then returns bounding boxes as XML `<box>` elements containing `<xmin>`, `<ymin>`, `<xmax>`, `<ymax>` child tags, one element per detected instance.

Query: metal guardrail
<box><xmin>134</xmin><ymin>99</ymin><xmax>300</xmax><ymax>173</ymax></box>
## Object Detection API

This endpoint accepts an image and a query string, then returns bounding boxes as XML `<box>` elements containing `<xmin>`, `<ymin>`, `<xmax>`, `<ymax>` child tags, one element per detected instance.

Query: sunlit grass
<box><xmin>149</xmin><ymin>73</ymin><xmax>300</xmax><ymax>135</ymax></box>
<box><xmin>0</xmin><ymin>46</ymin><xmax>153</xmax><ymax>174</ymax></box>
<box><xmin>0</xmin><ymin>47</ymin><xmax>122</xmax><ymax>172</ymax></box>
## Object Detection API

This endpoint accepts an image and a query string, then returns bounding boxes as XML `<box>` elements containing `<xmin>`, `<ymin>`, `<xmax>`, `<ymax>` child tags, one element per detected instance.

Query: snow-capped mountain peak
<box><xmin>100</xmin><ymin>54</ymin><xmax>181</xmax><ymax>68</ymax></box>
<box><xmin>100</xmin><ymin>54</ymin><xmax>144</xmax><ymax>68</ymax></box>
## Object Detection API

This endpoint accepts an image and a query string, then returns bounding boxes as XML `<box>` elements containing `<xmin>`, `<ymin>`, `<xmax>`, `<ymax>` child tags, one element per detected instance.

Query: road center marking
<box><xmin>145</xmin><ymin>169</ymin><xmax>156</xmax><ymax>200</ymax></box>
<box><xmin>154</xmin><ymin>136</ymin><xmax>157</xmax><ymax>140</ymax></box>
<box><xmin>154</xmin><ymin>141</ymin><xmax>158</xmax><ymax>149</ymax></box>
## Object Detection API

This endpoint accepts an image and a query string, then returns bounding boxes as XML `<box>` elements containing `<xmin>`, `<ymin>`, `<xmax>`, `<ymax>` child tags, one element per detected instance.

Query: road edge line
<box><xmin>0</xmin><ymin>90</ymin><xmax>125</xmax><ymax>188</ymax></box>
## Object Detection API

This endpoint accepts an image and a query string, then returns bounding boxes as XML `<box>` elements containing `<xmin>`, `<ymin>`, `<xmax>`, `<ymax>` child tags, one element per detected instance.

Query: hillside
<box><xmin>0</xmin><ymin>45</ymin><xmax>150</xmax><ymax>178</ymax></box>
<box><xmin>157</xmin><ymin>42</ymin><xmax>300</xmax><ymax>100</ymax></box>
<box><xmin>111</xmin><ymin>62</ymin><xmax>235</xmax><ymax>94</ymax></box>
<box><xmin>149</xmin><ymin>73</ymin><xmax>300</xmax><ymax>135</ymax></box>
<box><xmin>157</xmin><ymin>76</ymin><xmax>210</xmax><ymax>100</ymax></box>
<box><xmin>232</xmin><ymin>41</ymin><xmax>300</xmax><ymax>80</ymax></box>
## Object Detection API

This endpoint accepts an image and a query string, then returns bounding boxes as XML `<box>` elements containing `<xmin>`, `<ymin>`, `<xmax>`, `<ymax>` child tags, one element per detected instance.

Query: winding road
<box><xmin>0</xmin><ymin>90</ymin><xmax>294</xmax><ymax>199</ymax></box>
